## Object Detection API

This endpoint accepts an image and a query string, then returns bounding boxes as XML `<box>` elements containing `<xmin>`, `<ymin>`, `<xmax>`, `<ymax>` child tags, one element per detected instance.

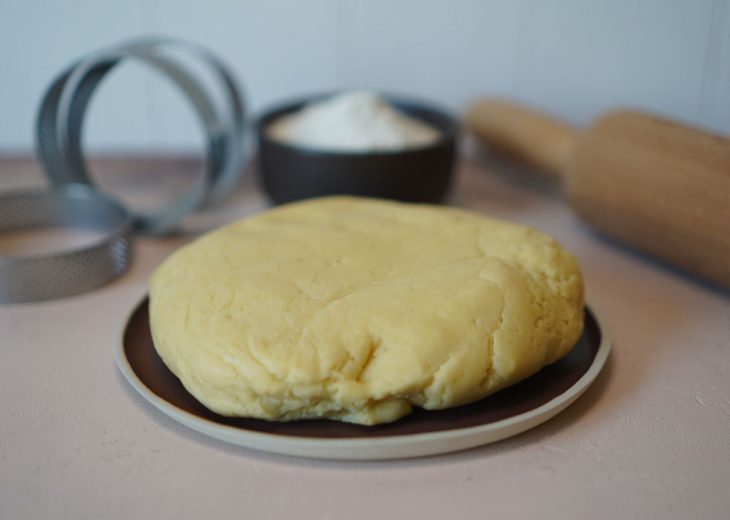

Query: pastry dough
<box><xmin>150</xmin><ymin>197</ymin><xmax>584</xmax><ymax>425</ymax></box>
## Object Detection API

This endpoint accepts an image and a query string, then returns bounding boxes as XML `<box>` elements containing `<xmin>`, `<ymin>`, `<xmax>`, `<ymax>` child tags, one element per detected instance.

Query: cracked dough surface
<box><xmin>149</xmin><ymin>196</ymin><xmax>584</xmax><ymax>425</ymax></box>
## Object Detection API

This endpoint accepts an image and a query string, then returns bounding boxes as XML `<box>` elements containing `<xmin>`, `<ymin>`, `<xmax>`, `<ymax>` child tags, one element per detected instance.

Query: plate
<box><xmin>115</xmin><ymin>297</ymin><xmax>610</xmax><ymax>460</ymax></box>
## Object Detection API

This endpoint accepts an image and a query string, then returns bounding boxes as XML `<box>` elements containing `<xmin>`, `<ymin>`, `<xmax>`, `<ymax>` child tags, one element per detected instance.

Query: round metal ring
<box><xmin>0</xmin><ymin>185</ymin><xmax>132</xmax><ymax>303</ymax></box>
<box><xmin>36</xmin><ymin>38</ymin><xmax>246</xmax><ymax>234</ymax></box>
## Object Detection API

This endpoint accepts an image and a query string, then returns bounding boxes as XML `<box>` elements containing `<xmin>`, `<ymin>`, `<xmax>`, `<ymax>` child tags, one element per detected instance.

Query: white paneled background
<box><xmin>1</xmin><ymin>0</ymin><xmax>729</xmax><ymax>152</ymax></box>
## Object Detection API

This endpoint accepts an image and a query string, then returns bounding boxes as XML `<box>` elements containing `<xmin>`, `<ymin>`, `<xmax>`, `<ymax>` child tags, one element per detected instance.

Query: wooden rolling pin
<box><xmin>464</xmin><ymin>99</ymin><xmax>730</xmax><ymax>288</ymax></box>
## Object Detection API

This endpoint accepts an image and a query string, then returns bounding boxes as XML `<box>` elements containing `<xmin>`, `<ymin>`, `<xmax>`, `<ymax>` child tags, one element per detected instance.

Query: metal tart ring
<box><xmin>36</xmin><ymin>38</ymin><xmax>246</xmax><ymax>234</ymax></box>
<box><xmin>0</xmin><ymin>185</ymin><xmax>132</xmax><ymax>303</ymax></box>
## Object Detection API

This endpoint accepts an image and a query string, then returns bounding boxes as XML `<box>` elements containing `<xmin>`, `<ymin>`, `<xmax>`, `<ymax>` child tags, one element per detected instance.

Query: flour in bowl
<box><xmin>266</xmin><ymin>92</ymin><xmax>441</xmax><ymax>152</ymax></box>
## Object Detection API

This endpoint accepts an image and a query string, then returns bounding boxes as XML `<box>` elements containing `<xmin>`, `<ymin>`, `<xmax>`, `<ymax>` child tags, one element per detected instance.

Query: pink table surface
<box><xmin>1</xmin><ymin>156</ymin><xmax>728</xmax><ymax>519</ymax></box>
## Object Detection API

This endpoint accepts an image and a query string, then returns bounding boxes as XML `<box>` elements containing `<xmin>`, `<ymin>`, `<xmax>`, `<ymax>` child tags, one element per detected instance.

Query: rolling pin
<box><xmin>463</xmin><ymin>100</ymin><xmax>730</xmax><ymax>288</ymax></box>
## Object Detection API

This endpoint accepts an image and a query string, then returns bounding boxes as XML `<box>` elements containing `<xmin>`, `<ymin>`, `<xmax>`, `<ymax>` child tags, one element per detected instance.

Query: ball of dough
<box><xmin>150</xmin><ymin>197</ymin><xmax>584</xmax><ymax>425</ymax></box>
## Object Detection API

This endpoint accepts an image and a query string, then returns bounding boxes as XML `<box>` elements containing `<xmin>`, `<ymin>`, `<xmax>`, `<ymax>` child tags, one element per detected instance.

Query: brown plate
<box><xmin>116</xmin><ymin>297</ymin><xmax>610</xmax><ymax>459</ymax></box>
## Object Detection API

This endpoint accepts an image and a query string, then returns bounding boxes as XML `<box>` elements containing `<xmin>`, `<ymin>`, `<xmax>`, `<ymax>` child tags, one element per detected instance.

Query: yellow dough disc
<box><xmin>149</xmin><ymin>197</ymin><xmax>584</xmax><ymax>425</ymax></box>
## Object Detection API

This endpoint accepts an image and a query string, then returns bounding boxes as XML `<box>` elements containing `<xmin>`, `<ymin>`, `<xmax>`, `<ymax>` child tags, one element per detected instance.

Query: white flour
<box><xmin>266</xmin><ymin>92</ymin><xmax>440</xmax><ymax>152</ymax></box>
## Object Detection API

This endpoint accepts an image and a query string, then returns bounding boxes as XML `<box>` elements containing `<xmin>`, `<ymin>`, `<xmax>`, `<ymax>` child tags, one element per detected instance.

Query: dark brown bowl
<box><xmin>256</xmin><ymin>93</ymin><xmax>458</xmax><ymax>205</ymax></box>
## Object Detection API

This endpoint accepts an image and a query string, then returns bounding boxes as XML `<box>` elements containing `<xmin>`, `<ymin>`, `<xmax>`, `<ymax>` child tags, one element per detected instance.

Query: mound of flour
<box><xmin>266</xmin><ymin>92</ymin><xmax>441</xmax><ymax>152</ymax></box>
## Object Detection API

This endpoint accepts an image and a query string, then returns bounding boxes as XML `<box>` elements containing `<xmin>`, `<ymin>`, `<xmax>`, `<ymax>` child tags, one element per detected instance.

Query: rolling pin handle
<box><xmin>464</xmin><ymin>99</ymin><xmax>578</xmax><ymax>176</ymax></box>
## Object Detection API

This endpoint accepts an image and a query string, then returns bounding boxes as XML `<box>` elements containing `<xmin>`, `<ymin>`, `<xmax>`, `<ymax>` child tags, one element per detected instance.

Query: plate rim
<box><xmin>114</xmin><ymin>295</ymin><xmax>611</xmax><ymax>460</ymax></box>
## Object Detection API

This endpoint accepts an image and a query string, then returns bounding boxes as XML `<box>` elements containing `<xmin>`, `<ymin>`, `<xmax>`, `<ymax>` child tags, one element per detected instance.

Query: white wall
<box><xmin>1</xmin><ymin>0</ymin><xmax>728</xmax><ymax>152</ymax></box>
